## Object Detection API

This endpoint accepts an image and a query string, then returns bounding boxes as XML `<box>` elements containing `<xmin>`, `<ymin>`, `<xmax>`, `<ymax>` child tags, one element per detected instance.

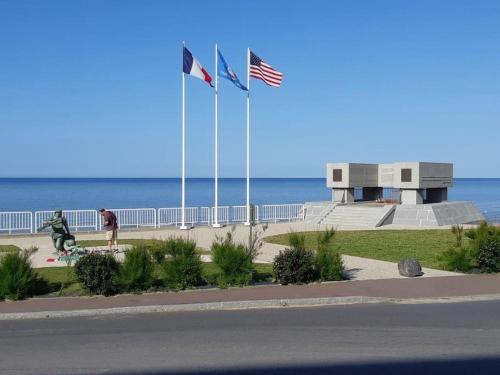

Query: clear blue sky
<box><xmin>1</xmin><ymin>0</ymin><xmax>499</xmax><ymax>178</ymax></box>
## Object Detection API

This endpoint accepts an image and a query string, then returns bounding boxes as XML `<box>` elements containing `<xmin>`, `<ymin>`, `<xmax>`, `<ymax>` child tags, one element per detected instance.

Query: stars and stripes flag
<box><xmin>249</xmin><ymin>51</ymin><xmax>283</xmax><ymax>88</ymax></box>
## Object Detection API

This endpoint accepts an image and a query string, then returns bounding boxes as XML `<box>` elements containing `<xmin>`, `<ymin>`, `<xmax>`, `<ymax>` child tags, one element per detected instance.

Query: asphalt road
<box><xmin>1</xmin><ymin>301</ymin><xmax>500</xmax><ymax>375</ymax></box>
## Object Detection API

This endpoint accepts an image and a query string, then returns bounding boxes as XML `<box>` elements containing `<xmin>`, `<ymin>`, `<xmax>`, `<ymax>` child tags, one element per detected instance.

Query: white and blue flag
<box><xmin>217</xmin><ymin>50</ymin><xmax>247</xmax><ymax>91</ymax></box>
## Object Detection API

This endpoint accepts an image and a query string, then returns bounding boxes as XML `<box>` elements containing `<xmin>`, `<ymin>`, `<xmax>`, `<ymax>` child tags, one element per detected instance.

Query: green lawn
<box><xmin>35</xmin><ymin>262</ymin><xmax>274</xmax><ymax>297</ymax></box>
<box><xmin>265</xmin><ymin>229</ymin><xmax>458</xmax><ymax>270</ymax></box>
<box><xmin>0</xmin><ymin>245</ymin><xmax>21</xmax><ymax>254</ymax></box>
<box><xmin>35</xmin><ymin>267</ymin><xmax>82</xmax><ymax>296</ymax></box>
<box><xmin>77</xmin><ymin>239</ymin><xmax>211</xmax><ymax>255</ymax></box>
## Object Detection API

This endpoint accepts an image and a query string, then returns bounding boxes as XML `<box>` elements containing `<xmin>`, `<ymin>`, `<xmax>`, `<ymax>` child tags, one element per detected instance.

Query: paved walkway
<box><xmin>1</xmin><ymin>274</ymin><xmax>499</xmax><ymax>316</ymax></box>
<box><xmin>0</xmin><ymin>222</ymin><xmax>458</xmax><ymax>280</ymax></box>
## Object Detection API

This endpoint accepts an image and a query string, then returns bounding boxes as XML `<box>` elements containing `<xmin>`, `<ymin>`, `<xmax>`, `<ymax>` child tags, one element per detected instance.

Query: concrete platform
<box><xmin>305</xmin><ymin>201</ymin><xmax>484</xmax><ymax>228</ymax></box>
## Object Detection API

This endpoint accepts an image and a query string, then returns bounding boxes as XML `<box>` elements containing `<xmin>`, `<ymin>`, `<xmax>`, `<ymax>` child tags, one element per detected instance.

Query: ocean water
<box><xmin>0</xmin><ymin>178</ymin><xmax>499</xmax><ymax>220</ymax></box>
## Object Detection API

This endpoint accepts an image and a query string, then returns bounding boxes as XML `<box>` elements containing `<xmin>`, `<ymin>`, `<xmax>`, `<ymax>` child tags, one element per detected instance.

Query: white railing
<box><xmin>212</xmin><ymin>206</ymin><xmax>229</xmax><ymax>225</ymax></box>
<box><xmin>103</xmin><ymin>208</ymin><xmax>156</xmax><ymax>229</ymax></box>
<box><xmin>157</xmin><ymin>208</ymin><xmax>179</xmax><ymax>227</ymax></box>
<box><xmin>35</xmin><ymin>210</ymin><xmax>98</xmax><ymax>232</ymax></box>
<box><xmin>0</xmin><ymin>212</ymin><xmax>33</xmax><ymax>234</ymax></box>
<box><xmin>200</xmin><ymin>207</ymin><xmax>212</xmax><ymax>225</ymax></box>
<box><xmin>158</xmin><ymin>207</ymin><xmax>199</xmax><ymax>227</ymax></box>
<box><xmin>260</xmin><ymin>204</ymin><xmax>305</xmax><ymax>223</ymax></box>
<box><xmin>0</xmin><ymin>203</ymin><xmax>306</xmax><ymax>235</ymax></box>
<box><xmin>230</xmin><ymin>205</ymin><xmax>260</xmax><ymax>223</ymax></box>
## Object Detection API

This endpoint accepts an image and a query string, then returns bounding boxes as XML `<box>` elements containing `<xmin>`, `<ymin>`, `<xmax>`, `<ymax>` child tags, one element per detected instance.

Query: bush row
<box><xmin>74</xmin><ymin>238</ymin><xmax>203</xmax><ymax>296</ymax></box>
<box><xmin>74</xmin><ymin>233</ymin><xmax>258</xmax><ymax>295</ymax></box>
<box><xmin>1</xmin><ymin>228</ymin><xmax>345</xmax><ymax>300</ymax></box>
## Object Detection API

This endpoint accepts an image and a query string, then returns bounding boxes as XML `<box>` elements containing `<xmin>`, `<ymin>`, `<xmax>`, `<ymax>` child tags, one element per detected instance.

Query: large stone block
<box><xmin>432</xmin><ymin>202</ymin><xmax>485</xmax><ymax>225</ymax></box>
<box><xmin>393</xmin><ymin>162</ymin><xmax>453</xmax><ymax>189</ymax></box>
<box><xmin>398</xmin><ymin>259</ymin><xmax>423</xmax><ymax>277</ymax></box>
<box><xmin>326</xmin><ymin>163</ymin><xmax>379</xmax><ymax>188</ymax></box>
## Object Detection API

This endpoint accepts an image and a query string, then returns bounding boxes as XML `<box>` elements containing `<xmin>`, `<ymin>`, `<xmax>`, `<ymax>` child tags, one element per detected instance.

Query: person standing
<box><xmin>99</xmin><ymin>208</ymin><xmax>118</xmax><ymax>251</ymax></box>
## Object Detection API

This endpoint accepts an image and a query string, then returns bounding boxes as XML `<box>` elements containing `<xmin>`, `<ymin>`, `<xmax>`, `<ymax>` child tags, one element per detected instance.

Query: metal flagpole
<box><xmin>180</xmin><ymin>41</ymin><xmax>188</xmax><ymax>230</ymax></box>
<box><xmin>213</xmin><ymin>43</ymin><xmax>221</xmax><ymax>227</ymax></box>
<box><xmin>245</xmin><ymin>48</ymin><xmax>251</xmax><ymax>226</ymax></box>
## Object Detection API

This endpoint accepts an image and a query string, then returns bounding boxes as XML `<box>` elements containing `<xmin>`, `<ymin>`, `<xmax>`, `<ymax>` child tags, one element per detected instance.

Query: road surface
<box><xmin>1</xmin><ymin>301</ymin><xmax>500</xmax><ymax>374</ymax></box>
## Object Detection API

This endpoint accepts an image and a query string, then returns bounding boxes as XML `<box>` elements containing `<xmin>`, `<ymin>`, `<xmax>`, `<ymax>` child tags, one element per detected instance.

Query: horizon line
<box><xmin>0</xmin><ymin>176</ymin><xmax>498</xmax><ymax>179</ymax></box>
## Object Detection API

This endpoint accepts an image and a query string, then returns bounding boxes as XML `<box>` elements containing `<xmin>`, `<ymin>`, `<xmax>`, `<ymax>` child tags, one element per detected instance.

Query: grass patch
<box><xmin>33</xmin><ymin>262</ymin><xmax>274</xmax><ymax>297</ymax></box>
<box><xmin>202</xmin><ymin>262</ymin><xmax>273</xmax><ymax>285</ymax></box>
<box><xmin>77</xmin><ymin>239</ymin><xmax>211</xmax><ymax>255</ymax></box>
<box><xmin>0</xmin><ymin>245</ymin><xmax>21</xmax><ymax>254</ymax></box>
<box><xmin>36</xmin><ymin>267</ymin><xmax>82</xmax><ymax>296</ymax></box>
<box><xmin>265</xmin><ymin>230</ymin><xmax>458</xmax><ymax>270</ymax></box>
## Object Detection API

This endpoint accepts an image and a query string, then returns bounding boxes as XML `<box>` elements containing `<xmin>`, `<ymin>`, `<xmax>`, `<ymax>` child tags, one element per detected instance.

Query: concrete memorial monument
<box><xmin>305</xmin><ymin>162</ymin><xmax>484</xmax><ymax>227</ymax></box>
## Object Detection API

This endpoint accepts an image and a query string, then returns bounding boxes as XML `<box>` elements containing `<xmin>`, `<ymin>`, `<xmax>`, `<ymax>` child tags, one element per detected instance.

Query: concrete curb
<box><xmin>2</xmin><ymin>293</ymin><xmax>500</xmax><ymax>320</ymax></box>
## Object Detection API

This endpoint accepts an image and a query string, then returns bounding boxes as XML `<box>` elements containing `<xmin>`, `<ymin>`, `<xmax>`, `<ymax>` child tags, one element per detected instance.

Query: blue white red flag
<box><xmin>183</xmin><ymin>47</ymin><xmax>213</xmax><ymax>87</ymax></box>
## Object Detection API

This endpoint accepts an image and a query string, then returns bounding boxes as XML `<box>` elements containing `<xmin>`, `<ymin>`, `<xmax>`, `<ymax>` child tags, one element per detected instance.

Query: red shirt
<box><xmin>103</xmin><ymin>211</ymin><xmax>118</xmax><ymax>230</ymax></box>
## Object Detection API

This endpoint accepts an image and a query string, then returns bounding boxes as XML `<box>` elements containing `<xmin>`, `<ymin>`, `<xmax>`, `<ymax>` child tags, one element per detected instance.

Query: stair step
<box><xmin>317</xmin><ymin>204</ymin><xmax>394</xmax><ymax>227</ymax></box>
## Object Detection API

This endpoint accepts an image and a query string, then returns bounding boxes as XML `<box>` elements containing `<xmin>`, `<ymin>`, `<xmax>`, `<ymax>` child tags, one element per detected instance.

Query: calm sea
<box><xmin>0</xmin><ymin>178</ymin><xmax>499</xmax><ymax>220</ymax></box>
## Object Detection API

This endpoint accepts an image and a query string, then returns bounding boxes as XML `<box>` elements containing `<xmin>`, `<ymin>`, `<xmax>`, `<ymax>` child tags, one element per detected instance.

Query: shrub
<box><xmin>211</xmin><ymin>232</ymin><xmax>254</xmax><ymax>287</ymax></box>
<box><xmin>147</xmin><ymin>239</ymin><xmax>170</xmax><ymax>264</ymax></box>
<box><xmin>247</xmin><ymin>223</ymin><xmax>268</xmax><ymax>258</ymax></box>
<box><xmin>465</xmin><ymin>222</ymin><xmax>500</xmax><ymax>253</ymax></box>
<box><xmin>464</xmin><ymin>222</ymin><xmax>500</xmax><ymax>272</ymax></box>
<box><xmin>273</xmin><ymin>247</ymin><xmax>316</xmax><ymax>285</ymax></box>
<box><xmin>315</xmin><ymin>249</ymin><xmax>345</xmax><ymax>281</ymax></box>
<box><xmin>273</xmin><ymin>233</ymin><xmax>317</xmax><ymax>285</ymax></box>
<box><xmin>476</xmin><ymin>238</ymin><xmax>500</xmax><ymax>273</ymax></box>
<box><xmin>314</xmin><ymin>229</ymin><xmax>345</xmax><ymax>281</ymax></box>
<box><xmin>0</xmin><ymin>248</ymin><xmax>38</xmax><ymax>300</ymax></box>
<box><xmin>451</xmin><ymin>225</ymin><xmax>464</xmax><ymax>247</ymax></box>
<box><xmin>288</xmin><ymin>231</ymin><xmax>306</xmax><ymax>251</ymax></box>
<box><xmin>119</xmin><ymin>245</ymin><xmax>155</xmax><ymax>292</ymax></box>
<box><xmin>161</xmin><ymin>238</ymin><xmax>203</xmax><ymax>289</ymax></box>
<box><xmin>439</xmin><ymin>246</ymin><xmax>473</xmax><ymax>272</ymax></box>
<box><xmin>74</xmin><ymin>253</ymin><xmax>119</xmax><ymax>296</ymax></box>
<box><xmin>316</xmin><ymin>229</ymin><xmax>336</xmax><ymax>251</ymax></box>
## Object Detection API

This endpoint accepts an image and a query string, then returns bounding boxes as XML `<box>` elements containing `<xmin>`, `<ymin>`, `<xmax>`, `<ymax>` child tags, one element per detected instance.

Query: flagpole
<box><xmin>213</xmin><ymin>43</ymin><xmax>221</xmax><ymax>228</ymax></box>
<box><xmin>245</xmin><ymin>48</ymin><xmax>251</xmax><ymax>226</ymax></box>
<box><xmin>180</xmin><ymin>41</ymin><xmax>188</xmax><ymax>230</ymax></box>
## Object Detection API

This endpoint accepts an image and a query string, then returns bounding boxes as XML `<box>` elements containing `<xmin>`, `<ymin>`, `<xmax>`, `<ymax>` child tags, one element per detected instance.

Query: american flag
<box><xmin>250</xmin><ymin>51</ymin><xmax>283</xmax><ymax>87</ymax></box>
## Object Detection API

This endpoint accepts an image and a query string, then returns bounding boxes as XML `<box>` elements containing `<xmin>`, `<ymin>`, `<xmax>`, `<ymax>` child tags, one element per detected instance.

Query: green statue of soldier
<box><xmin>37</xmin><ymin>210</ymin><xmax>75</xmax><ymax>251</ymax></box>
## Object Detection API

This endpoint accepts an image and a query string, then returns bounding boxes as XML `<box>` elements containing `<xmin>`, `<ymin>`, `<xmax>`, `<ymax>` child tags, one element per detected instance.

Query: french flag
<box><xmin>183</xmin><ymin>47</ymin><xmax>213</xmax><ymax>87</ymax></box>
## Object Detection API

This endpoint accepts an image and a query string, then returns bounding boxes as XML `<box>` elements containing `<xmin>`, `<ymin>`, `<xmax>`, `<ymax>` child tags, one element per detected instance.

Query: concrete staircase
<box><xmin>318</xmin><ymin>204</ymin><xmax>395</xmax><ymax>228</ymax></box>
<box><xmin>303</xmin><ymin>201</ymin><xmax>337</xmax><ymax>223</ymax></box>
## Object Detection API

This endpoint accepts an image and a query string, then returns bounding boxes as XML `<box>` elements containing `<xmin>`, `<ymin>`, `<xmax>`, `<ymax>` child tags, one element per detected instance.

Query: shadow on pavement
<box><xmin>104</xmin><ymin>356</ymin><xmax>500</xmax><ymax>375</ymax></box>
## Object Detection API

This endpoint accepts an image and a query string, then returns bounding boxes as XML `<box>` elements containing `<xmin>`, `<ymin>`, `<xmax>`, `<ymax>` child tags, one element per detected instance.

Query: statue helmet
<box><xmin>54</xmin><ymin>209</ymin><xmax>63</xmax><ymax>217</ymax></box>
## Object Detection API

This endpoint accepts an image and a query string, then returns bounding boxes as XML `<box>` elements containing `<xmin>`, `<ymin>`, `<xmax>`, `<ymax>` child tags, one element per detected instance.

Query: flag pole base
<box><xmin>212</xmin><ymin>223</ymin><xmax>223</xmax><ymax>228</ymax></box>
<box><xmin>179</xmin><ymin>225</ymin><xmax>189</xmax><ymax>230</ymax></box>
